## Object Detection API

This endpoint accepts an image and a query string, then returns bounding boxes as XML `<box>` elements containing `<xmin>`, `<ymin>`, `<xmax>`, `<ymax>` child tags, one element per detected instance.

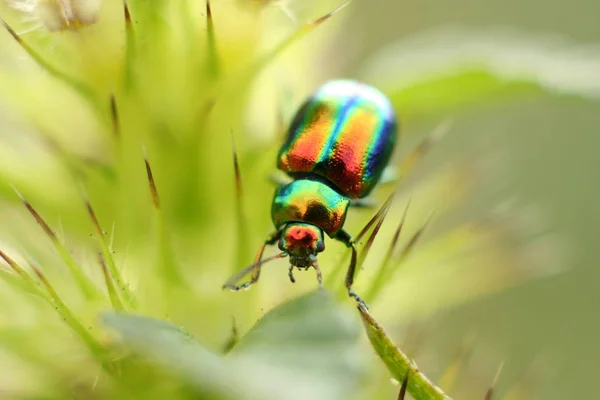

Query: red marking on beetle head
<box><xmin>279</xmin><ymin>223</ymin><xmax>325</xmax><ymax>266</ymax></box>
<box><xmin>286</xmin><ymin>225</ymin><xmax>319</xmax><ymax>246</ymax></box>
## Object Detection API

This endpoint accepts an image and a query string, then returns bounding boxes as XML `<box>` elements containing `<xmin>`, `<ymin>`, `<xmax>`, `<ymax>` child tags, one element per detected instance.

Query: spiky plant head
<box><xmin>0</xmin><ymin>1</ymin><xmax>571</xmax><ymax>398</ymax></box>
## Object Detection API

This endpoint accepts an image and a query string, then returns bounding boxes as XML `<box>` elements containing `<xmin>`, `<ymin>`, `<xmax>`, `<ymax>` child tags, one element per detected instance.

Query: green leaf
<box><xmin>361</xmin><ymin>29</ymin><xmax>600</xmax><ymax>119</ymax></box>
<box><xmin>359</xmin><ymin>306</ymin><xmax>452</xmax><ymax>400</ymax></box>
<box><xmin>103</xmin><ymin>312</ymin><xmax>236</xmax><ymax>398</ymax></box>
<box><xmin>0</xmin><ymin>269</ymin><xmax>45</xmax><ymax>299</ymax></box>
<box><xmin>103</xmin><ymin>290</ymin><xmax>364</xmax><ymax>400</ymax></box>
<box><xmin>229</xmin><ymin>290</ymin><xmax>364</xmax><ymax>400</ymax></box>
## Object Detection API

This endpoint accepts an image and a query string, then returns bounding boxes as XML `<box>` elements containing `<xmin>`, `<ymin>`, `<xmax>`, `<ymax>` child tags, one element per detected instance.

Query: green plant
<box><xmin>0</xmin><ymin>1</ymin><xmax>596</xmax><ymax>398</ymax></box>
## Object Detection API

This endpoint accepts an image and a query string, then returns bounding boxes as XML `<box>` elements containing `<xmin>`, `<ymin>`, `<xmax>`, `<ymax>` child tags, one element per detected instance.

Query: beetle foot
<box><xmin>348</xmin><ymin>288</ymin><xmax>369</xmax><ymax>311</ymax></box>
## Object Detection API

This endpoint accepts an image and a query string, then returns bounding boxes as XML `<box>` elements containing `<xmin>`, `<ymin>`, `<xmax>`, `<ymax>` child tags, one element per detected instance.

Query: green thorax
<box><xmin>271</xmin><ymin>177</ymin><xmax>350</xmax><ymax>237</ymax></box>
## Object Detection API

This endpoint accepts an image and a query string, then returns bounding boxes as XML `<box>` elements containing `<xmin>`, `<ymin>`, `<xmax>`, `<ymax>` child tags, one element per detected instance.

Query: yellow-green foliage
<box><xmin>0</xmin><ymin>1</ymin><xmax>591</xmax><ymax>398</ymax></box>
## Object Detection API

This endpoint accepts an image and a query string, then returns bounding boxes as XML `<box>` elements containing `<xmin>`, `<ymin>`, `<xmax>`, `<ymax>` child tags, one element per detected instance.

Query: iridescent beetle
<box><xmin>223</xmin><ymin>80</ymin><xmax>397</xmax><ymax>306</ymax></box>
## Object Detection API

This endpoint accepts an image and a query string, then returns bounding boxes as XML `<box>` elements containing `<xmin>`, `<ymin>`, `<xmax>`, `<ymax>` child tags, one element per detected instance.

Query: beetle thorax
<box><xmin>279</xmin><ymin>223</ymin><xmax>325</xmax><ymax>268</ymax></box>
<box><xmin>271</xmin><ymin>178</ymin><xmax>350</xmax><ymax>237</ymax></box>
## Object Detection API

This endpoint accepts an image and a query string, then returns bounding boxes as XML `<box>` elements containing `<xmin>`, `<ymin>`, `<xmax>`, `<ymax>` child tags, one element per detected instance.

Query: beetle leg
<box><xmin>268</xmin><ymin>171</ymin><xmax>293</xmax><ymax>187</ymax></box>
<box><xmin>254</xmin><ymin>232</ymin><xmax>280</xmax><ymax>263</ymax></box>
<box><xmin>288</xmin><ymin>264</ymin><xmax>296</xmax><ymax>283</ymax></box>
<box><xmin>314</xmin><ymin>264</ymin><xmax>323</xmax><ymax>289</ymax></box>
<box><xmin>222</xmin><ymin>232</ymin><xmax>280</xmax><ymax>291</ymax></box>
<box><xmin>346</xmin><ymin>243</ymin><xmax>368</xmax><ymax>308</ymax></box>
<box><xmin>311</xmin><ymin>256</ymin><xmax>323</xmax><ymax>289</ymax></box>
<box><xmin>335</xmin><ymin>230</ymin><xmax>369</xmax><ymax>309</ymax></box>
<box><xmin>349</xmin><ymin>197</ymin><xmax>377</xmax><ymax>208</ymax></box>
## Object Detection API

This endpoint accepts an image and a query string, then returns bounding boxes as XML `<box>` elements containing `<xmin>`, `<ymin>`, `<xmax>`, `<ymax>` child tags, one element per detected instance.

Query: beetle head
<box><xmin>278</xmin><ymin>223</ymin><xmax>325</xmax><ymax>268</ymax></box>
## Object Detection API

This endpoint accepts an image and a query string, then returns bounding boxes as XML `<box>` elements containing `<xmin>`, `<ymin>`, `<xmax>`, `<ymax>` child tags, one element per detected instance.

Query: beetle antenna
<box><xmin>222</xmin><ymin>252</ymin><xmax>287</xmax><ymax>290</ymax></box>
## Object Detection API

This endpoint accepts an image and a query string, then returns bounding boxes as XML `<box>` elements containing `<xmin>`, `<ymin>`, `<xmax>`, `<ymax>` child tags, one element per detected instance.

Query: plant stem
<box><xmin>359</xmin><ymin>305</ymin><xmax>452</xmax><ymax>400</ymax></box>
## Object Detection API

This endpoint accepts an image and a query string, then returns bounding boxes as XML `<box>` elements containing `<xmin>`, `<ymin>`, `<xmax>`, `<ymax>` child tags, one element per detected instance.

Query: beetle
<box><xmin>223</xmin><ymin>80</ymin><xmax>397</xmax><ymax>306</ymax></box>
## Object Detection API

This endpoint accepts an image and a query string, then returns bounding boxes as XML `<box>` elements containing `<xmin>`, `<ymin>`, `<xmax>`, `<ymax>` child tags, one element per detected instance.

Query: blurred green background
<box><xmin>343</xmin><ymin>0</ymin><xmax>599</xmax><ymax>398</ymax></box>
<box><xmin>0</xmin><ymin>0</ymin><xmax>598</xmax><ymax>398</ymax></box>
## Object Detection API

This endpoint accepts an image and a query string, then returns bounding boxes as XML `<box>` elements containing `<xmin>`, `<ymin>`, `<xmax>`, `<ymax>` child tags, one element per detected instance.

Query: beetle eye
<box><xmin>278</xmin><ymin>240</ymin><xmax>285</xmax><ymax>251</ymax></box>
<box><xmin>316</xmin><ymin>241</ymin><xmax>325</xmax><ymax>252</ymax></box>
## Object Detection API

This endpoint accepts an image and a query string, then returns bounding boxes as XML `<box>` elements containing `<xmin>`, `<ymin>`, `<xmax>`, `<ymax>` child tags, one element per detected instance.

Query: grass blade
<box><xmin>109</xmin><ymin>94</ymin><xmax>121</xmax><ymax>141</ymax></box>
<box><xmin>249</xmin><ymin>1</ymin><xmax>350</xmax><ymax>76</ymax></box>
<box><xmin>99</xmin><ymin>253</ymin><xmax>124</xmax><ymax>311</ymax></box>
<box><xmin>398</xmin><ymin>371</ymin><xmax>410</xmax><ymax>400</ymax></box>
<box><xmin>122</xmin><ymin>0</ymin><xmax>136</xmax><ymax>91</ymax></box>
<box><xmin>0</xmin><ymin>250</ymin><xmax>47</xmax><ymax>299</ymax></box>
<box><xmin>484</xmin><ymin>361</ymin><xmax>505</xmax><ymax>400</ymax></box>
<box><xmin>438</xmin><ymin>337</ymin><xmax>474</xmax><ymax>393</ymax></box>
<box><xmin>222</xmin><ymin>317</ymin><xmax>239</xmax><ymax>354</ymax></box>
<box><xmin>396</xmin><ymin>121</ymin><xmax>451</xmax><ymax>182</ymax></box>
<box><xmin>359</xmin><ymin>304</ymin><xmax>452</xmax><ymax>400</ymax></box>
<box><xmin>82</xmin><ymin>188</ymin><xmax>136</xmax><ymax>308</ymax></box>
<box><xmin>206</xmin><ymin>0</ymin><xmax>220</xmax><ymax>78</ymax></box>
<box><xmin>0</xmin><ymin>18</ymin><xmax>100</xmax><ymax>109</ymax></box>
<box><xmin>28</xmin><ymin>260</ymin><xmax>104</xmax><ymax>360</ymax></box>
<box><xmin>325</xmin><ymin>193</ymin><xmax>393</xmax><ymax>288</ymax></box>
<box><xmin>231</xmin><ymin>131</ymin><xmax>249</xmax><ymax>272</ymax></box>
<box><xmin>364</xmin><ymin>200</ymin><xmax>410</xmax><ymax>302</ymax></box>
<box><xmin>353</xmin><ymin>193</ymin><xmax>394</xmax><ymax>283</ymax></box>
<box><xmin>144</xmin><ymin>152</ymin><xmax>184</xmax><ymax>286</ymax></box>
<box><xmin>13</xmin><ymin>187</ymin><xmax>100</xmax><ymax>300</ymax></box>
